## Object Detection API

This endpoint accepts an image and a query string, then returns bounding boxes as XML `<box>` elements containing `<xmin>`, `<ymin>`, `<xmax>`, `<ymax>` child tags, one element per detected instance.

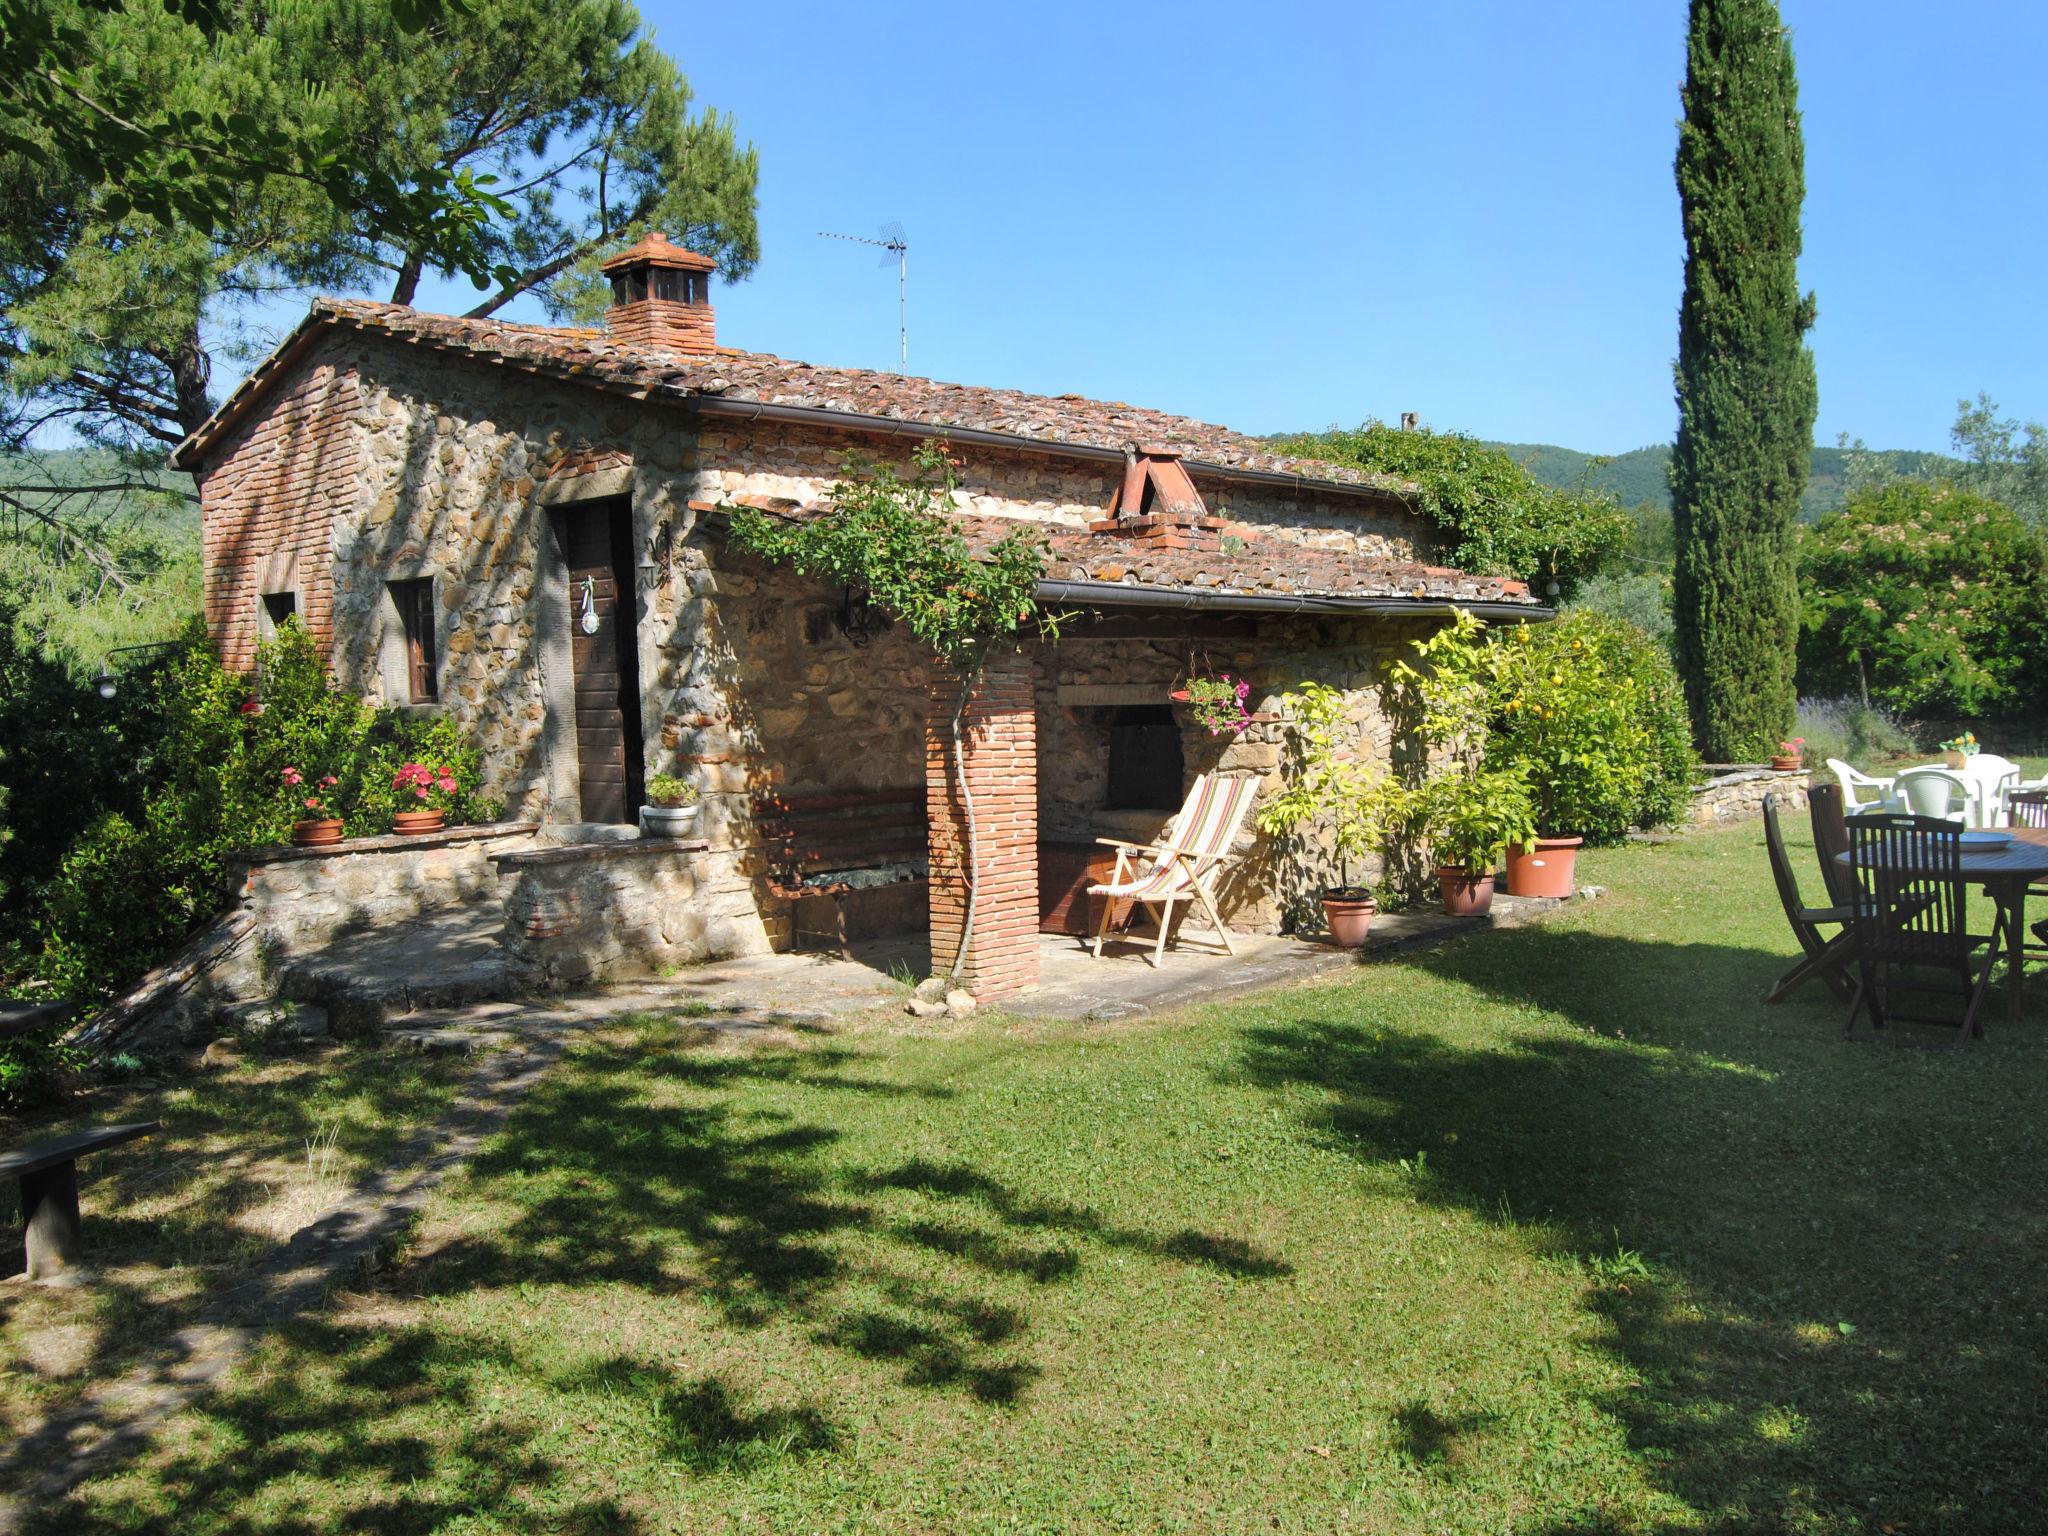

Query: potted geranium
<box><xmin>391</xmin><ymin>761</ymin><xmax>460</xmax><ymax>834</ymax></box>
<box><xmin>1417</xmin><ymin>765</ymin><xmax>1538</xmax><ymax>918</ymax></box>
<box><xmin>1771</xmin><ymin>737</ymin><xmax>1805</xmax><ymax>773</ymax></box>
<box><xmin>1256</xmin><ymin>680</ymin><xmax>1405</xmax><ymax>946</ymax></box>
<box><xmin>641</xmin><ymin>772</ymin><xmax>701</xmax><ymax>837</ymax></box>
<box><xmin>284</xmin><ymin>766</ymin><xmax>345</xmax><ymax>847</ymax></box>
<box><xmin>1940</xmin><ymin>731</ymin><xmax>1978</xmax><ymax>771</ymax></box>
<box><xmin>1172</xmin><ymin>673</ymin><xmax>1255</xmax><ymax>738</ymax></box>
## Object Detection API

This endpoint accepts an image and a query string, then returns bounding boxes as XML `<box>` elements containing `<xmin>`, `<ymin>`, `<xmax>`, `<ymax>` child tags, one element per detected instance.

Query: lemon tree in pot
<box><xmin>640</xmin><ymin>773</ymin><xmax>700</xmax><ymax>837</ymax></box>
<box><xmin>1416</xmin><ymin>764</ymin><xmax>1537</xmax><ymax>918</ymax></box>
<box><xmin>1255</xmin><ymin>680</ymin><xmax>1404</xmax><ymax>946</ymax></box>
<box><xmin>1476</xmin><ymin>613</ymin><xmax>1700</xmax><ymax>897</ymax></box>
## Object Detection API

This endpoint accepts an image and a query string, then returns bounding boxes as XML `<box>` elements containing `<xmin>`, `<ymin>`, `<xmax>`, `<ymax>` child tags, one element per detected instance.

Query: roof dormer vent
<box><xmin>1089</xmin><ymin>445</ymin><xmax>1225</xmax><ymax>551</ymax></box>
<box><xmin>601</xmin><ymin>232</ymin><xmax>717</xmax><ymax>353</ymax></box>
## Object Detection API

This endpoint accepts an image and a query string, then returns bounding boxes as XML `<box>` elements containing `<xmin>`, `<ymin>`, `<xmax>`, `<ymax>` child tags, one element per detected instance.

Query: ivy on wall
<box><xmin>1270</xmin><ymin>422</ymin><xmax>1633</xmax><ymax>595</ymax></box>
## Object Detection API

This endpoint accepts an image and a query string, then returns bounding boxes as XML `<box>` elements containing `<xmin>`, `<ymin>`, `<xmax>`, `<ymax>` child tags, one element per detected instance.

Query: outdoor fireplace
<box><xmin>1104</xmin><ymin>705</ymin><xmax>1184</xmax><ymax>812</ymax></box>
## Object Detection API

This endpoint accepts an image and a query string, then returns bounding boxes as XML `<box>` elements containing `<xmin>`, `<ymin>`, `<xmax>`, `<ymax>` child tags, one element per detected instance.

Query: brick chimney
<box><xmin>1088</xmin><ymin>445</ymin><xmax>1226</xmax><ymax>552</ymax></box>
<box><xmin>601</xmin><ymin>232</ymin><xmax>717</xmax><ymax>353</ymax></box>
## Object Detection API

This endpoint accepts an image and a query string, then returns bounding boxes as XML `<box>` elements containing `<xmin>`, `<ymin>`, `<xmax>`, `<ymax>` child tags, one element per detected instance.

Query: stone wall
<box><xmin>1691</xmin><ymin>767</ymin><xmax>1811</xmax><ymax>826</ymax></box>
<box><xmin>497</xmin><ymin>841</ymin><xmax>772</xmax><ymax>985</ymax></box>
<box><xmin>228</xmin><ymin>824</ymin><xmax>540</xmax><ymax>954</ymax></box>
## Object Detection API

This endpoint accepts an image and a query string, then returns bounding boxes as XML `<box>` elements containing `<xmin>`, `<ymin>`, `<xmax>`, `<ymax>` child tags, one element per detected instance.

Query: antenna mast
<box><xmin>818</xmin><ymin>224</ymin><xmax>908</xmax><ymax>371</ymax></box>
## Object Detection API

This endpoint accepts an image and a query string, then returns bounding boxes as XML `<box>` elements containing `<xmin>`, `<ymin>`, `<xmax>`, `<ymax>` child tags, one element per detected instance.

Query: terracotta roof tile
<box><xmin>177</xmin><ymin>297</ymin><xmax>1416</xmax><ymax>502</ymax></box>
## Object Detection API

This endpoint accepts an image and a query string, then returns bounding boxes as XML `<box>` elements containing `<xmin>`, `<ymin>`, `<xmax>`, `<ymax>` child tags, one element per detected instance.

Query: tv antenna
<box><xmin>818</xmin><ymin>223</ymin><xmax>908</xmax><ymax>372</ymax></box>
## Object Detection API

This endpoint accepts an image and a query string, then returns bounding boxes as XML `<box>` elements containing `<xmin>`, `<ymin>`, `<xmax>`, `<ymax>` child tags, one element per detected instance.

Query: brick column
<box><xmin>927</xmin><ymin>653</ymin><xmax>1039</xmax><ymax>998</ymax></box>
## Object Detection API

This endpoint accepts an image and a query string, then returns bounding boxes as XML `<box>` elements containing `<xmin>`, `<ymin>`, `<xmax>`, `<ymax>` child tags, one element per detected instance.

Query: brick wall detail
<box><xmin>198</xmin><ymin>357</ymin><xmax>363</xmax><ymax>672</ymax></box>
<box><xmin>927</xmin><ymin>654</ymin><xmax>1039</xmax><ymax>998</ymax></box>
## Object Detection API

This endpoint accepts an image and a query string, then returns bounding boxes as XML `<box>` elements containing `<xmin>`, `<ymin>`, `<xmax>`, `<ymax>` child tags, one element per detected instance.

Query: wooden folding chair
<box><xmin>1089</xmin><ymin>772</ymin><xmax>1259</xmax><ymax>967</ymax></box>
<box><xmin>1763</xmin><ymin>793</ymin><xmax>1857</xmax><ymax>1005</ymax></box>
<box><xmin>1807</xmin><ymin>782</ymin><xmax>1859</xmax><ymax>907</ymax></box>
<box><xmin>2007</xmin><ymin>787</ymin><xmax>2048</xmax><ymax>957</ymax></box>
<box><xmin>1842</xmin><ymin>813</ymin><xmax>2005</xmax><ymax>1048</ymax></box>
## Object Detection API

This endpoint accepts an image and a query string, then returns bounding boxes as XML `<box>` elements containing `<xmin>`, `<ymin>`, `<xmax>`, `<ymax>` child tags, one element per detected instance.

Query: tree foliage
<box><xmin>0</xmin><ymin>0</ymin><xmax>511</xmax><ymax>283</ymax></box>
<box><xmin>1798</xmin><ymin>481</ymin><xmax>2048</xmax><ymax>717</ymax></box>
<box><xmin>1272</xmin><ymin>422</ymin><xmax>1631</xmax><ymax>594</ymax></box>
<box><xmin>2</xmin><ymin>0</ymin><xmax>759</xmax><ymax>451</ymax></box>
<box><xmin>1669</xmin><ymin>0</ymin><xmax>1817</xmax><ymax>760</ymax></box>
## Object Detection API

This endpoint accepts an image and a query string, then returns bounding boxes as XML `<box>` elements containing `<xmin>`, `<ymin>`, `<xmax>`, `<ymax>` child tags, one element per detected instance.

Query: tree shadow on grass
<box><xmin>32</xmin><ymin>1023</ymin><xmax>1292</xmax><ymax>1527</ymax></box>
<box><xmin>1231</xmin><ymin>922</ymin><xmax>2048</xmax><ymax>1533</ymax></box>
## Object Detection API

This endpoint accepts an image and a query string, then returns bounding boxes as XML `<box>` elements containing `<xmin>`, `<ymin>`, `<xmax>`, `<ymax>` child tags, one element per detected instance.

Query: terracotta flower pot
<box><xmin>1320</xmin><ymin>890</ymin><xmax>1378</xmax><ymax>948</ymax></box>
<box><xmin>1771</xmin><ymin>756</ymin><xmax>1802</xmax><ymax>772</ymax></box>
<box><xmin>1503</xmin><ymin>835</ymin><xmax>1583</xmax><ymax>899</ymax></box>
<box><xmin>1942</xmin><ymin>750</ymin><xmax>1968</xmax><ymax>770</ymax></box>
<box><xmin>292</xmin><ymin>816</ymin><xmax>345</xmax><ymax>848</ymax></box>
<box><xmin>392</xmin><ymin>808</ymin><xmax>446</xmax><ymax>836</ymax></box>
<box><xmin>1438</xmin><ymin>866</ymin><xmax>1496</xmax><ymax>917</ymax></box>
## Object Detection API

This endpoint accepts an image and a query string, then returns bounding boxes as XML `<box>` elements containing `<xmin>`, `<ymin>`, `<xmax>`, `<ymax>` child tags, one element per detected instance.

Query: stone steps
<box><xmin>272</xmin><ymin>903</ymin><xmax>536</xmax><ymax>1030</ymax></box>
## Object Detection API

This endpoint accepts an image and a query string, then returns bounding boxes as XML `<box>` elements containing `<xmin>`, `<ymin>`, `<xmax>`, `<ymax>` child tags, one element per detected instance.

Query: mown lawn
<box><xmin>26</xmin><ymin>818</ymin><xmax>2048</xmax><ymax>1533</ymax></box>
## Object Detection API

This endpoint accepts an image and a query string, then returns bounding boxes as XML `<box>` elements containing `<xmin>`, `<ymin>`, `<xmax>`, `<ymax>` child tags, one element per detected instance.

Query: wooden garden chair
<box><xmin>1089</xmin><ymin>772</ymin><xmax>1260</xmax><ymax>968</ymax></box>
<box><xmin>1841</xmin><ymin>813</ymin><xmax>2004</xmax><ymax>1048</ymax></box>
<box><xmin>1763</xmin><ymin>793</ymin><xmax>1857</xmax><ymax>1005</ymax></box>
<box><xmin>1807</xmin><ymin>782</ymin><xmax>1859</xmax><ymax>907</ymax></box>
<box><xmin>2006</xmin><ymin>787</ymin><xmax>2048</xmax><ymax>958</ymax></box>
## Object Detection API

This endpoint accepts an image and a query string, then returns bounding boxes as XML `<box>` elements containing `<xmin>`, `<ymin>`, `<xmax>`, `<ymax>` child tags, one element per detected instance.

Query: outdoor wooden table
<box><xmin>1835</xmin><ymin>825</ymin><xmax>2048</xmax><ymax>1025</ymax></box>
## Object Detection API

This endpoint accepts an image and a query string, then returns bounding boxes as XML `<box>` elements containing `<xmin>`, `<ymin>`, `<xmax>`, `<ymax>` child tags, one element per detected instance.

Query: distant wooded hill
<box><xmin>1481</xmin><ymin>441</ymin><xmax>1957</xmax><ymax>522</ymax></box>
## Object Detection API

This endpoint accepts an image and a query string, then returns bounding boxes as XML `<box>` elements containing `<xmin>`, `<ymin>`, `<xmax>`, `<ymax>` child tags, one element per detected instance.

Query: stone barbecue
<box><xmin>173</xmin><ymin>235</ymin><xmax>1548</xmax><ymax>997</ymax></box>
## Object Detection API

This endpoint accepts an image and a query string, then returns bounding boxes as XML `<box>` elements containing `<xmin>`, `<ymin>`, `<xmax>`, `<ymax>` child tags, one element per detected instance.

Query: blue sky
<box><xmin>402</xmin><ymin>0</ymin><xmax>2046</xmax><ymax>456</ymax></box>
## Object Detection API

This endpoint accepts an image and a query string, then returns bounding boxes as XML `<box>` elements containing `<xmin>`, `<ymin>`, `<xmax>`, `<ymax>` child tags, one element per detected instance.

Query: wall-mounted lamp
<box><xmin>836</xmin><ymin>584</ymin><xmax>886</xmax><ymax>647</ymax></box>
<box><xmin>88</xmin><ymin>640</ymin><xmax>188</xmax><ymax>699</ymax></box>
<box><xmin>639</xmin><ymin>520</ymin><xmax>676</xmax><ymax>586</ymax></box>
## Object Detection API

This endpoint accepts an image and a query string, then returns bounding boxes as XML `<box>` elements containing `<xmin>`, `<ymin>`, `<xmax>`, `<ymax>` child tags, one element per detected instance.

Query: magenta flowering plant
<box><xmin>281</xmin><ymin>765</ymin><xmax>344</xmax><ymax>821</ymax></box>
<box><xmin>392</xmin><ymin>760</ymin><xmax>461</xmax><ymax>813</ymax></box>
<box><xmin>1181</xmin><ymin>673</ymin><xmax>1255</xmax><ymax>737</ymax></box>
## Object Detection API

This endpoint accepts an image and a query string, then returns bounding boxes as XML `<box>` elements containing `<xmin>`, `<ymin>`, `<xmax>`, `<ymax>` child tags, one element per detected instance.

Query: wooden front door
<box><xmin>554</xmin><ymin>503</ymin><xmax>643</xmax><ymax>823</ymax></box>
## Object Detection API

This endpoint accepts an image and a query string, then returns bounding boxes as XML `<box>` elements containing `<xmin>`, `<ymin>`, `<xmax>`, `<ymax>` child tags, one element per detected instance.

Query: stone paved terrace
<box><xmin>372</xmin><ymin>888</ymin><xmax>1597</xmax><ymax>1041</ymax></box>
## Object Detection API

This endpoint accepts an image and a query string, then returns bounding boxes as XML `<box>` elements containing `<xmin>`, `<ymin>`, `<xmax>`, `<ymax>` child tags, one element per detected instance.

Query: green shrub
<box><xmin>1270</xmin><ymin>422</ymin><xmax>1633</xmax><ymax>594</ymax></box>
<box><xmin>1485</xmin><ymin>612</ymin><xmax>1698</xmax><ymax>841</ymax></box>
<box><xmin>1798</xmin><ymin>481</ymin><xmax>2048</xmax><ymax>716</ymax></box>
<box><xmin>1794</xmin><ymin>696</ymin><xmax>1916</xmax><ymax>771</ymax></box>
<box><xmin>35</xmin><ymin>621</ymin><xmax>498</xmax><ymax>1001</ymax></box>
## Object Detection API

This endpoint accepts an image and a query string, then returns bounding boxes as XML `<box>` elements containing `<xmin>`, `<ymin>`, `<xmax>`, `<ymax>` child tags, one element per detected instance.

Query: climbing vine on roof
<box><xmin>726</xmin><ymin>442</ymin><xmax>1048</xmax><ymax>666</ymax></box>
<box><xmin>1271</xmin><ymin>422</ymin><xmax>1632</xmax><ymax>595</ymax></box>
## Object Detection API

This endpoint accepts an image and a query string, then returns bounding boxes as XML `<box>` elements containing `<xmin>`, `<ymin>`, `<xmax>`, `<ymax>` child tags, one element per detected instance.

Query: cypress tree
<box><xmin>1670</xmin><ymin>0</ymin><xmax>1818</xmax><ymax>759</ymax></box>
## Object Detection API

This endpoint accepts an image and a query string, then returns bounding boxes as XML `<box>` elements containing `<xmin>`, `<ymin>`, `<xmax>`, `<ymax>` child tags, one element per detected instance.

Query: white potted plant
<box><xmin>640</xmin><ymin>772</ymin><xmax>701</xmax><ymax>837</ymax></box>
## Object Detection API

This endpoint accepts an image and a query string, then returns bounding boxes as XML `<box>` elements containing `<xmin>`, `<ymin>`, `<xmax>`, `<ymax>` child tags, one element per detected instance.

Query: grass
<box><xmin>0</xmin><ymin>1041</ymin><xmax>465</xmax><ymax>1441</ymax></box>
<box><xmin>18</xmin><ymin>819</ymin><xmax>2048</xmax><ymax>1532</ymax></box>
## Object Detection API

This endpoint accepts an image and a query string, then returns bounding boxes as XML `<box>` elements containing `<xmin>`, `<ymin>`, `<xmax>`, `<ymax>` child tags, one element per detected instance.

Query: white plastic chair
<box><xmin>1828</xmin><ymin>759</ymin><xmax>1897</xmax><ymax>814</ymax></box>
<box><xmin>1892</xmin><ymin>767</ymin><xmax>1972</xmax><ymax>824</ymax></box>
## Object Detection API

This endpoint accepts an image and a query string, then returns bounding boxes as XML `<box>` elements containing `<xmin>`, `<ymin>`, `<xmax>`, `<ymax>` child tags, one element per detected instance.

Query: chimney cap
<box><xmin>601</xmin><ymin>231</ymin><xmax>717</xmax><ymax>275</ymax></box>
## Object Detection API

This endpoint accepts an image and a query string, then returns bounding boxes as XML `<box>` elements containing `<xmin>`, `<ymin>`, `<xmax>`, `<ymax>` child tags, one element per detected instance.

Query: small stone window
<box><xmin>259</xmin><ymin>591</ymin><xmax>297</xmax><ymax>637</ymax></box>
<box><xmin>389</xmin><ymin>577</ymin><xmax>437</xmax><ymax>703</ymax></box>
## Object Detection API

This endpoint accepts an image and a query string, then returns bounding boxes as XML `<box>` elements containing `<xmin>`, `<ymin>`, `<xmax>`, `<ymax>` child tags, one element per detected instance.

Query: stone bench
<box><xmin>3</xmin><ymin>1122</ymin><xmax>156</xmax><ymax>1284</ymax></box>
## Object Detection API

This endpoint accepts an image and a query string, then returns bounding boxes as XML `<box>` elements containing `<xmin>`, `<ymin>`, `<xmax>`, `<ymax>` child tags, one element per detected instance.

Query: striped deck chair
<box><xmin>1088</xmin><ymin>772</ymin><xmax>1260</xmax><ymax>967</ymax></box>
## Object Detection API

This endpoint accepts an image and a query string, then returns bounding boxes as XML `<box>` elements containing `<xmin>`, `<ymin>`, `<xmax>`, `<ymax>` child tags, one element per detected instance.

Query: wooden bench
<box><xmin>2</xmin><ymin>1002</ymin><xmax>159</xmax><ymax>1283</ymax></box>
<box><xmin>3</xmin><ymin>1123</ymin><xmax>157</xmax><ymax>1283</ymax></box>
<box><xmin>753</xmin><ymin>789</ymin><xmax>928</xmax><ymax>952</ymax></box>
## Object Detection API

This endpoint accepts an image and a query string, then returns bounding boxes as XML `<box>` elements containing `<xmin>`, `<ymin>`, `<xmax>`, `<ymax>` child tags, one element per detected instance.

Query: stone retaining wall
<box><xmin>229</xmin><ymin>823</ymin><xmax>541</xmax><ymax>951</ymax></box>
<box><xmin>495</xmin><ymin>838</ymin><xmax>772</xmax><ymax>985</ymax></box>
<box><xmin>1690</xmin><ymin>767</ymin><xmax>1810</xmax><ymax>826</ymax></box>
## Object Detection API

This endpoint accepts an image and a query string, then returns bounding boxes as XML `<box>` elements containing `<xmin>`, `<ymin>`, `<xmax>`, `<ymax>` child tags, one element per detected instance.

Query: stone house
<box><xmin>170</xmin><ymin>233</ymin><xmax>1546</xmax><ymax>998</ymax></box>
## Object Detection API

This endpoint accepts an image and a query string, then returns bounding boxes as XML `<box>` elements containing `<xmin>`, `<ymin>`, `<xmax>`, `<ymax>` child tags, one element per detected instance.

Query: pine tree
<box><xmin>1670</xmin><ymin>0</ymin><xmax>1817</xmax><ymax>760</ymax></box>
